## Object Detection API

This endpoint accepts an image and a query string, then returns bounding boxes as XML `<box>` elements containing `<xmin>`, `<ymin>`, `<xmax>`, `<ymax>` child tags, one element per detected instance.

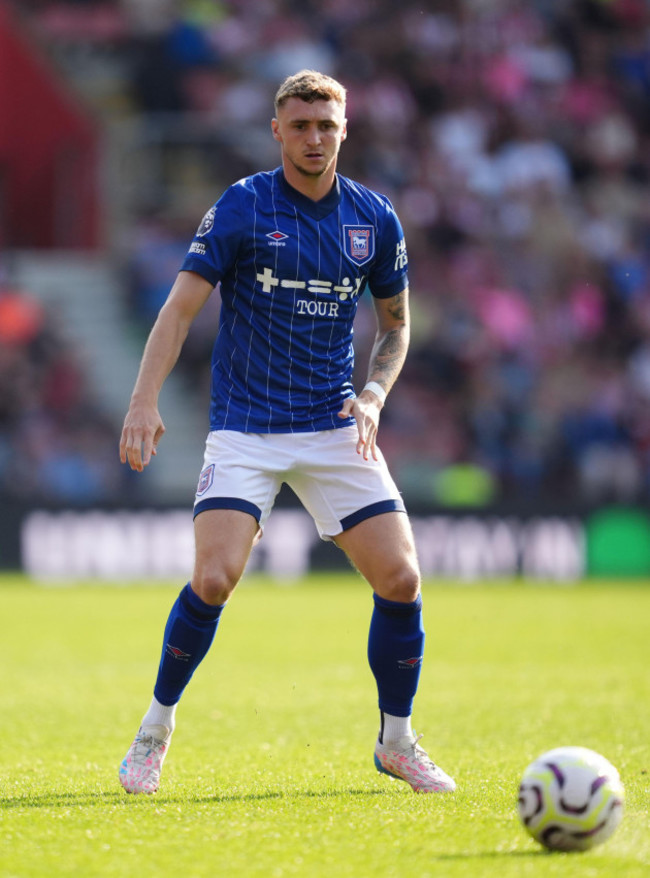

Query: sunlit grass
<box><xmin>1</xmin><ymin>574</ymin><xmax>648</xmax><ymax>877</ymax></box>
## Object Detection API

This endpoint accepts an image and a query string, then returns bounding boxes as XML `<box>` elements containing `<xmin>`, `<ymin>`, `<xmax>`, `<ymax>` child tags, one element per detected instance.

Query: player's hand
<box><xmin>119</xmin><ymin>402</ymin><xmax>166</xmax><ymax>471</ymax></box>
<box><xmin>338</xmin><ymin>391</ymin><xmax>383</xmax><ymax>461</ymax></box>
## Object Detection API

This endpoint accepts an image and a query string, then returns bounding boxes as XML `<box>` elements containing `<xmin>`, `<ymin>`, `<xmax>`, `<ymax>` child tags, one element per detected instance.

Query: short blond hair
<box><xmin>274</xmin><ymin>69</ymin><xmax>346</xmax><ymax>113</ymax></box>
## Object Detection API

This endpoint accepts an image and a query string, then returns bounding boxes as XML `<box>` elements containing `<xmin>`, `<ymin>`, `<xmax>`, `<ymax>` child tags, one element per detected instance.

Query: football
<box><xmin>517</xmin><ymin>746</ymin><xmax>624</xmax><ymax>852</ymax></box>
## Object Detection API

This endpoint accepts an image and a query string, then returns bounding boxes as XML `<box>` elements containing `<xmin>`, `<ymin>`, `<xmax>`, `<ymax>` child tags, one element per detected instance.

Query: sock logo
<box><xmin>398</xmin><ymin>656</ymin><xmax>423</xmax><ymax>669</ymax></box>
<box><xmin>166</xmin><ymin>644</ymin><xmax>191</xmax><ymax>661</ymax></box>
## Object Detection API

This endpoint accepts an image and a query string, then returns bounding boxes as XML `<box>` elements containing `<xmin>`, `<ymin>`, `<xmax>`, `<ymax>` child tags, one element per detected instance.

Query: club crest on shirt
<box><xmin>343</xmin><ymin>225</ymin><xmax>375</xmax><ymax>266</ymax></box>
<box><xmin>196</xmin><ymin>206</ymin><xmax>216</xmax><ymax>237</ymax></box>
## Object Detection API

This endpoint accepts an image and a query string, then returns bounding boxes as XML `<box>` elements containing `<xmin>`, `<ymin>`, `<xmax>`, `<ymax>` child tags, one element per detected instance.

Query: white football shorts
<box><xmin>193</xmin><ymin>426</ymin><xmax>405</xmax><ymax>540</ymax></box>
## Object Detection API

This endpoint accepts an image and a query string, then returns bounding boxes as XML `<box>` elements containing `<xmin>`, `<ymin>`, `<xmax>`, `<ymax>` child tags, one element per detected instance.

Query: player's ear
<box><xmin>341</xmin><ymin>119</ymin><xmax>348</xmax><ymax>141</ymax></box>
<box><xmin>271</xmin><ymin>118</ymin><xmax>281</xmax><ymax>142</ymax></box>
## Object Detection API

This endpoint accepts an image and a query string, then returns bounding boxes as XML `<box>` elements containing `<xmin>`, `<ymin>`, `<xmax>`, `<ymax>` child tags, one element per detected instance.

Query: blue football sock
<box><xmin>367</xmin><ymin>593</ymin><xmax>425</xmax><ymax>719</ymax></box>
<box><xmin>153</xmin><ymin>583</ymin><xmax>224</xmax><ymax>706</ymax></box>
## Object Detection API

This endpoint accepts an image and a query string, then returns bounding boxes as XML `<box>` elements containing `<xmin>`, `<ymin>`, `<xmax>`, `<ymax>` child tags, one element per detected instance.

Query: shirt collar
<box><xmin>277</xmin><ymin>169</ymin><xmax>341</xmax><ymax>219</ymax></box>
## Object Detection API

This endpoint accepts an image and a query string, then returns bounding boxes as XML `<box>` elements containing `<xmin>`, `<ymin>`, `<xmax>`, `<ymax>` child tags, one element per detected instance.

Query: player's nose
<box><xmin>305</xmin><ymin>125</ymin><xmax>321</xmax><ymax>145</ymax></box>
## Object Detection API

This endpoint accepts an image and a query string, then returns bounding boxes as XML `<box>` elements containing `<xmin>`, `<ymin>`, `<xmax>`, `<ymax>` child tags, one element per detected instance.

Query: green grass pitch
<box><xmin>1</xmin><ymin>573</ymin><xmax>648</xmax><ymax>877</ymax></box>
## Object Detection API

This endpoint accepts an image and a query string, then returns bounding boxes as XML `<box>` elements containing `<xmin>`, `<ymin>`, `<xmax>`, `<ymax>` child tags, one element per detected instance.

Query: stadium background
<box><xmin>1</xmin><ymin>0</ymin><xmax>650</xmax><ymax>579</ymax></box>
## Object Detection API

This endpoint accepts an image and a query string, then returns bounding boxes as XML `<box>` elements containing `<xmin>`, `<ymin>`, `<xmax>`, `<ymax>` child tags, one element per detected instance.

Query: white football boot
<box><xmin>374</xmin><ymin>733</ymin><xmax>456</xmax><ymax>793</ymax></box>
<box><xmin>119</xmin><ymin>724</ymin><xmax>171</xmax><ymax>794</ymax></box>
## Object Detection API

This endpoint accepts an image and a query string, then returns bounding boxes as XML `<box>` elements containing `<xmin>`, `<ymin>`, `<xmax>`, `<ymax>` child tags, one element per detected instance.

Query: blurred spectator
<box><xmin>0</xmin><ymin>282</ymin><xmax>128</xmax><ymax>504</ymax></box>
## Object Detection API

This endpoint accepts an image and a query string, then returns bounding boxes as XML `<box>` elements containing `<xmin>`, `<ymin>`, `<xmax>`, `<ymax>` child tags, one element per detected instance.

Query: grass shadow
<box><xmin>431</xmin><ymin>850</ymin><xmax>549</xmax><ymax>861</ymax></box>
<box><xmin>200</xmin><ymin>787</ymin><xmax>388</xmax><ymax>804</ymax></box>
<box><xmin>0</xmin><ymin>790</ymin><xmax>125</xmax><ymax>809</ymax></box>
<box><xmin>0</xmin><ymin>786</ymin><xmax>390</xmax><ymax>810</ymax></box>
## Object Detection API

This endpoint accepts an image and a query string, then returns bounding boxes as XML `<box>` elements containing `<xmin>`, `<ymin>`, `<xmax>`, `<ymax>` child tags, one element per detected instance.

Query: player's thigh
<box><xmin>334</xmin><ymin>511</ymin><xmax>421</xmax><ymax>602</ymax></box>
<box><xmin>192</xmin><ymin>508</ymin><xmax>259</xmax><ymax>604</ymax></box>
<box><xmin>287</xmin><ymin>426</ymin><xmax>405</xmax><ymax>539</ymax></box>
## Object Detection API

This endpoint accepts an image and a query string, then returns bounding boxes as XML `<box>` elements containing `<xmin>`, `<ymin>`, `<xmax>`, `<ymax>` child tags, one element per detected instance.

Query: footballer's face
<box><xmin>272</xmin><ymin>97</ymin><xmax>347</xmax><ymax>190</ymax></box>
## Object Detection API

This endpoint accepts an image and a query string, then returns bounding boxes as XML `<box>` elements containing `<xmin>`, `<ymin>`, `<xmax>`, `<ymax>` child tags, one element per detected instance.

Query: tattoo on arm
<box><xmin>371</xmin><ymin>329</ymin><xmax>407</xmax><ymax>386</ymax></box>
<box><xmin>386</xmin><ymin>290</ymin><xmax>406</xmax><ymax>322</ymax></box>
<box><xmin>368</xmin><ymin>291</ymin><xmax>410</xmax><ymax>392</ymax></box>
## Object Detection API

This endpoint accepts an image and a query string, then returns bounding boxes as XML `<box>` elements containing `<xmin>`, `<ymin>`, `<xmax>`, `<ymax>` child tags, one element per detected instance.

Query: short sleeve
<box><xmin>180</xmin><ymin>184</ymin><xmax>245</xmax><ymax>287</ymax></box>
<box><xmin>368</xmin><ymin>201</ymin><xmax>409</xmax><ymax>299</ymax></box>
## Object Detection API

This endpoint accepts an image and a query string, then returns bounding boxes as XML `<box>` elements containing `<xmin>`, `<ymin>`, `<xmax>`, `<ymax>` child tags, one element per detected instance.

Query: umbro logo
<box><xmin>166</xmin><ymin>644</ymin><xmax>191</xmax><ymax>661</ymax></box>
<box><xmin>398</xmin><ymin>656</ymin><xmax>423</xmax><ymax>669</ymax></box>
<box><xmin>266</xmin><ymin>230</ymin><xmax>288</xmax><ymax>246</ymax></box>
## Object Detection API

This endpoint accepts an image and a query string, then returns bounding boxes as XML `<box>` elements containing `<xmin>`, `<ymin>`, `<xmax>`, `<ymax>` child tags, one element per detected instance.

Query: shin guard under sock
<box><xmin>367</xmin><ymin>593</ymin><xmax>425</xmax><ymax>718</ymax></box>
<box><xmin>153</xmin><ymin>583</ymin><xmax>224</xmax><ymax>706</ymax></box>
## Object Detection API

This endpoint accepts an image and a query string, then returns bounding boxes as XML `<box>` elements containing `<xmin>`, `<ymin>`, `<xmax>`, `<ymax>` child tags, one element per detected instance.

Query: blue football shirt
<box><xmin>180</xmin><ymin>167</ymin><xmax>409</xmax><ymax>433</ymax></box>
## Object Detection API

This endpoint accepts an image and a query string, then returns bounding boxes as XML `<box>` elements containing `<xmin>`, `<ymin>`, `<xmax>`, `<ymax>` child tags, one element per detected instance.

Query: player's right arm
<box><xmin>120</xmin><ymin>270</ymin><xmax>214</xmax><ymax>471</ymax></box>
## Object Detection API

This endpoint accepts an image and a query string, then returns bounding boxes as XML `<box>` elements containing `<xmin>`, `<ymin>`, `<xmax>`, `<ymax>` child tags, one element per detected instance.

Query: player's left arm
<box><xmin>338</xmin><ymin>285</ymin><xmax>410</xmax><ymax>460</ymax></box>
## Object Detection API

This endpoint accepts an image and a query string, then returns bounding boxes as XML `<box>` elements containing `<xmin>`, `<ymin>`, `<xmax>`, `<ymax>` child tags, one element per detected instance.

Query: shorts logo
<box><xmin>196</xmin><ymin>206</ymin><xmax>216</xmax><ymax>237</ymax></box>
<box><xmin>343</xmin><ymin>225</ymin><xmax>375</xmax><ymax>266</ymax></box>
<box><xmin>398</xmin><ymin>656</ymin><xmax>423</xmax><ymax>669</ymax></box>
<box><xmin>197</xmin><ymin>463</ymin><xmax>215</xmax><ymax>495</ymax></box>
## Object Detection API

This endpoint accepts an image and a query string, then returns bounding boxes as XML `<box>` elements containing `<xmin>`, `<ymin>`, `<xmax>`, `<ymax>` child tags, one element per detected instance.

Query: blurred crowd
<box><xmin>0</xmin><ymin>280</ymin><xmax>127</xmax><ymax>502</ymax></box>
<box><xmin>6</xmin><ymin>0</ymin><xmax>650</xmax><ymax>507</ymax></box>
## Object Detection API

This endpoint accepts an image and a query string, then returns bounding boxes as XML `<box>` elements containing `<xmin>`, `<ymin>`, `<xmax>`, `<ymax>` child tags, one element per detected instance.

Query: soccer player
<box><xmin>118</xmin><ymin>69</ymin><xmax>455</xmax><ymax>795</ymax></box>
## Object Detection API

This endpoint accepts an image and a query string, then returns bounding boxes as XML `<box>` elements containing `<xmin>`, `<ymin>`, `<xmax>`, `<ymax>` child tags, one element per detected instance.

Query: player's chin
<box><xmin>299</xmin><ymin>156</ymin><xmax>328</xmax><ymax>175</ymax></box>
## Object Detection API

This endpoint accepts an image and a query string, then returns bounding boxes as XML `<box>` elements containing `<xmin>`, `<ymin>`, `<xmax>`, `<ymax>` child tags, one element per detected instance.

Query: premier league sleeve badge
<box><xmin>196</xmin><ymin>206</ymin><xmax>216</xmax><ymax>237</ymax></box>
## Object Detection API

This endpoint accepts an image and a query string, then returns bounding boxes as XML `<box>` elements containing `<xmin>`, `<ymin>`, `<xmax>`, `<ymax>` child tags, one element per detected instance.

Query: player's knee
<box><xmin>375</xmin><ymin>563</ymin><xmax>421</xmax><ymax>604</ymax></box>
<box><xmin>191</xmin><ymin>565</ymin><xmax>239</xmax><ymax>606</ymax></box>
